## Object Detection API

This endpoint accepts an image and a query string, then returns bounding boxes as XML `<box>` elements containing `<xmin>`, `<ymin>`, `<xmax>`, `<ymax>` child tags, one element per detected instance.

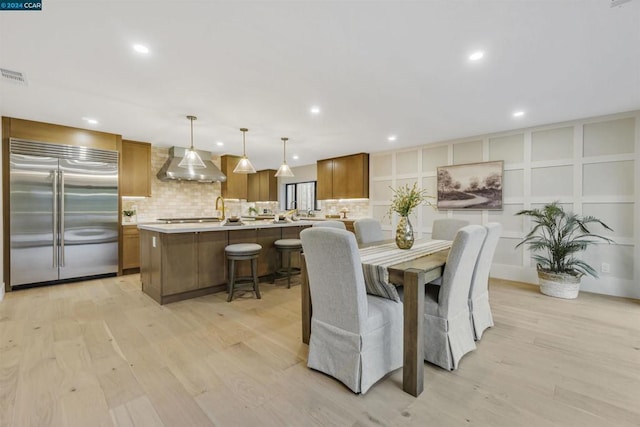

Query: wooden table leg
<box><xmin>301</xmin><ymin>253</ymin><xmax>311</xmax><ymax>345</ymax></box>
<box><xmin>403</xmin><ymin>268</ymin><xmax>425</xmax><ymax>397</ymax></box>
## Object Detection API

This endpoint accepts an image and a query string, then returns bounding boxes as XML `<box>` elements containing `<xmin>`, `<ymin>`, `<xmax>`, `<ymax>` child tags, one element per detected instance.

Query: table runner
<box><xmin>360</xmin><ymin>240</ymin><xmax>452</xmax><ymax>302</ymax></box>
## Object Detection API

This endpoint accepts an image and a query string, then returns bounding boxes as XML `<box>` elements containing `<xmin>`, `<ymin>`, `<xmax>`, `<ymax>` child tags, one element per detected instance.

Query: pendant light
<box><xmin>233</xmin><ymin>127</ymin><xmax>256</xmax><ymax>174</ymax></box>
<box><xmin>178</xmin><ymin>115</ymin><xmax>206</xmax><ymax>169</ymax></box>
<box><xmin>275</xmin><ymin>137</ymin><xmax>294</xmax><ymax>177</ymax></box>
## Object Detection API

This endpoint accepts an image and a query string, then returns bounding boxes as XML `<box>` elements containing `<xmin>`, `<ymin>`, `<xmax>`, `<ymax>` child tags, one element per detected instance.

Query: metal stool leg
<box><xmin>252</xmin><ymin>257</ymin><xmax>261</xmax><ymax>299</ymax></box>
<box><xmin>227</xmin><ymin>258</ymin><xmax>235</xmax><ymax>302</ymax></box>
<box><xmin>286</xmin><ymin>250</ymin><xmax>292</xmax><ymax>288</ymax></box>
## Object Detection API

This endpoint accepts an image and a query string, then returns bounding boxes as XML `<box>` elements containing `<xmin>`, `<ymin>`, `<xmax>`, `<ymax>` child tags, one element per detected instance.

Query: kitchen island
<box><xmin>138</xmin><ymin>220</ymin><xmax>313</xmax><ymax>304</ymax></box>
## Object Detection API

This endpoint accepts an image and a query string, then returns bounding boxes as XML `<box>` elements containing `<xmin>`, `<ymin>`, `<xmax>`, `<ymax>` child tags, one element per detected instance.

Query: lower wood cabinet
<box><xmin>257</xmin><ymin>228</ymin><xmax>281</xmax><ymax>277</ymax></box>
<box><xmin>122</xmin><ymin>225</ymin><xmax>140</xmax><ymax>272</ymax></box>
<box><xmin>140</xmin><ymin>230</ymin><xmax>228</xmax><ymax>304</ymax></box>
<box><xmin>139</xmin><ymin>225</ymin><xmax>312</xmax><ymax>304</ymax></box>
<box><xmin>198</xmin><ymin>232</ymin><xmax>228</xmax><ymax>290</ymax></box>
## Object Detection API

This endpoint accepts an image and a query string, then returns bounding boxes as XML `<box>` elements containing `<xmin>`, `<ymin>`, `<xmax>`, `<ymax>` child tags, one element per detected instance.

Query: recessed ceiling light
<box><xmin>388</xmin><ymin>135</ymin><xmax>397</xmax><ymax>142</ymax></box>
<box><xmin>512</xmin><ymin>111</ymin><xmax>525</xmax><ymax>118</ymax></box>
<box><xmin>292</xmin><ymin>155</ymin><xmax>299</xmax><ymax>160</ymax></box>
<box><xmin>310</xmin><ymin>106</ymin><xmax>321</xmax><ymax>115</ymax></box>
<box><xmin>133</xmin><ymin>44</ymin><xmax>149</xmax><ymax>54</ymax></box>
<box><xmin>469</xmin><ymin>51</ymin><xmax>484</xmax><ymax>61</ymax></box>
<box><xmin>82</xmin><ymin>117</ymin><xmax>98</xmax><ymax>125</ymax></box>
<box><xmin>216</xmin><ymin>141</ymin><xmax>224</xmax><ymax>147</ymax></box>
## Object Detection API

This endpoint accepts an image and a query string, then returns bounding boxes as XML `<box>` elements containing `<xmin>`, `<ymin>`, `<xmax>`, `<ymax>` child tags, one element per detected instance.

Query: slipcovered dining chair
<box><xmin>312</xmin><ymin>220</ymin><xmax>346</xmax><ymax>230</ymax></box>
<box><xmin>428</xmin><ymin>218</ymin><xmax>471</xmax><ymax>286</ymax></box>
<box><xmin>423</xmin><ymin>224</ymin><xmax>486</xmax><ymax>370</ymax></box>
<box><xmin>469</xmin><ymin>222</ymin><xmax>502</xmax><ymax>340</ymax></box>
<box><xmin>353</xmin><ymin>218</ymin><xmax>385</xmax><ymax>244</ymax></box>
<box><xmin>431</xmin><ymin>218</ymin><xmax>470</xmax><ymax>240</ymax></box>
<box><xmin>300</xmin><ymin>227</ymin><xmax>403</xmax><ymax>394</ymax></box>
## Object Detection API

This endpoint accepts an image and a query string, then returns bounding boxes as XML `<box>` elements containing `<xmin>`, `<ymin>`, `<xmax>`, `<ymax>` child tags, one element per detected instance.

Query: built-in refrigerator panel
<box><xmin>58</xmin><ymin>158</ymin><xmax>118</xmax><ymax>280</ymax></box>
<box><xmin>9</xmin><ymin>139</ymin><xmax>119</xmax><ymax>288</ymax></box>
<box><xmin>9</xmin><ymin>153</ymin><xmax>60</xmax><ymax>286</ymax></box>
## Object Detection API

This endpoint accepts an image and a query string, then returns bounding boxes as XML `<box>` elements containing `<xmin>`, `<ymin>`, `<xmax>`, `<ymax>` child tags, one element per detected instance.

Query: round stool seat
<box><xmin>272</xmin><ymin>239</ymin><xmax>302</xmax><ymax>289</ymax></box>
<box><xmin>225</xmin><ymin>243</ymin><xmax>262</xmax><ymax>257</ymax></box>
<box><xmin>274</xmin><ymin>239</ymin><xmax>302</xmax><ymax>249</ymax></box>
<box><xmin>225</xmin><ymin>243</ymin><xmax>262</xmax><ymax>302</ymax></box>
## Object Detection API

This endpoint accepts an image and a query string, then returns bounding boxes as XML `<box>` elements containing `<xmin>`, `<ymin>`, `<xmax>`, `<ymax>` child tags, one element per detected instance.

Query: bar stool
<box><xmin>225</xmin><ymin>243</ymin><xmax>262</xmax><ymax>302</ymax></box>
<box><xmin>273</xmin><ymin>239</ymin><xmax>302</xmax><ymax>288</ymax></box>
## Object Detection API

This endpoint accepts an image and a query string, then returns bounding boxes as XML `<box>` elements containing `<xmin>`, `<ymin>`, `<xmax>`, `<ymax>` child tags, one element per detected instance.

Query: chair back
<box><xmin>439</xmin><ymin>225</ymin><xmax>486</xmax><ymax>318</ymax></box>
<box><xmin>470</xmin><ymin>223</ymin><xmax>502</xmax><ymax>300</ymax></box>
<box><xmin>432</xmin><ymin>218</ymin><xmax>470</xmax><ymax>240</ymax></box>
<box><xmin>300</xmin><ymin>227</ymin><xmax>367</xmax><ymax>333</ymax></box>
<box><xmin>312</xmin><ymin>220</ymin><xmax>347</xmax><ymax>230</ymax></box>
<box><xmin>353</xmin><ymin>218</ymin><xmax>385</xmax><ymax>244</ymax></box>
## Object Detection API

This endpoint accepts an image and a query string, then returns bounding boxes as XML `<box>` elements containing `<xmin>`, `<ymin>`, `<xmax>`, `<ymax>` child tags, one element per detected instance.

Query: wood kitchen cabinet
<box><xmin>139</xmin><ymin>223</ymin><xmax>311</xmax><ymax>304</ymax></box>
<box><xmin>257</xmin><ymin>228</ymin><xmax>281</xmax><ymax>277</ymax></box>
<box><xmin>221</xmin><ymin>155</ymin><xmax>248</xmax><ymax>199</ymax></box>
<box><xmin>247</xmin><ymin>169</ymin><xmax>278</xmax><ymax>202</ymax></box>
<box><xmin>121</xmin><ymin>140</ymin><xmax>151</xmax><ymax>197</ymax></box>
<box><xmin>317</xmin><ymin>158</ymin><xmax>334</xmax><ymax>200</ymax></box>
<box><xmin>197</xmin><ymin>231</ymin><xmax>228</xmax><ymax>290</ymax></box>
<box><xmin>121</xmin><ymin>225</ymin><xmax>140</xmax><ymax>273</ymax></box>
<box><xmin>140</xmin><ymin>230</ymin><xmax>228</xmax><ymax>304</ymax></box>
<box><xmin>316</xmin><ymin>153</ymin><xmax>369</xmax><ymax>199</ymax></box>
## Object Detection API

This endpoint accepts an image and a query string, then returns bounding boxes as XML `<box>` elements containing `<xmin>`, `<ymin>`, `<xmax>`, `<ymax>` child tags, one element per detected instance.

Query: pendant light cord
<box><xmin>190</xmin><ymin>118</ymin><xmax>194</xmax><ymax>150</ymax></box>
<box><xmin>240</xmin><ymin>128</ymin><xmax>249</xmax><ymax>156</ymax></box>
<box><xmin>282</xmin><ymin>137</ymin><xmax>288</xmax><ymax>163</ymax></box>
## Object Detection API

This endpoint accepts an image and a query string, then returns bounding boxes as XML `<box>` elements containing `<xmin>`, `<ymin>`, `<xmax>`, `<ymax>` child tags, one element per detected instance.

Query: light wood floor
<box><xmin>1</xmin><ymin>275</ymin><xmax>639</xmax><ymax>427</ymax></box>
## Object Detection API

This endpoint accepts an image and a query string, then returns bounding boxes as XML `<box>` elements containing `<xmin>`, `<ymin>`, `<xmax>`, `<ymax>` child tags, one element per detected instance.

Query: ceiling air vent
<box><xmin>611</xmin><ymin>0</ymin><xmax>635</xmax><ymax>7</ymax></box>
<box><xmin>0</xmin><ymin>68</ymin><xmax>27</xmax><ymax>86</ymax></box>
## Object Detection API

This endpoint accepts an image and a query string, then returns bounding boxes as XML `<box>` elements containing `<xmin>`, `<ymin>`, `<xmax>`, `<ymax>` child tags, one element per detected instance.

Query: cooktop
<box><xmin>157</xmin><ymin>217</ymin><xmax>222</xmax><ymax>224</ymax></box>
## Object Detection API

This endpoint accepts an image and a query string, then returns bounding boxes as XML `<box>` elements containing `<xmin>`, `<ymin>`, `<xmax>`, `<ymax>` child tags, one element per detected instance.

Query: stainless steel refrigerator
<box><xmin>9</xmin><ymin>139</ymin><xmax>119</xmax><ymax>288</ymax></box>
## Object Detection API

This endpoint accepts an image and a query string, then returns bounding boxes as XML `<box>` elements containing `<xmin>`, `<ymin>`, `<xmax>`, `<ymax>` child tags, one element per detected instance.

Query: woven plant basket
<box><xmin>537</xmin><ymin>267</ymin><xmax>583</xmax><ymax>299</ymax></box>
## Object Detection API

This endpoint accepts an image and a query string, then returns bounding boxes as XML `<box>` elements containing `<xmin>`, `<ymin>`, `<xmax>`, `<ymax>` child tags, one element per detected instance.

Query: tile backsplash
<box><xmin>121</xmin><ymin>147</ymin><xmax>372</xmax><ymax>223</ymax></box>
<box><xmin>122</xmin><ymin>147</ymin><xmax>222</xmax><ymax>223</ymax></box>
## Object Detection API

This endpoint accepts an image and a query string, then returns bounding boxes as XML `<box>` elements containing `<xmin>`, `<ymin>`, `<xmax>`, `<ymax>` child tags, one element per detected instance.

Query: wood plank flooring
<box><xmin>1</xmin><ymin>276</ymin><xmax>638</xmax><ymax>426</ymax></box>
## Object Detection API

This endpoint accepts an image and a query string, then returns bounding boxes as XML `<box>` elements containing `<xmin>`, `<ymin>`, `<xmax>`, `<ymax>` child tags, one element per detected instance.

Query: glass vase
<box><xmin>396</xmin><ymin>215</ymin><xmax>414</xmax><ymax>249</ymax></box>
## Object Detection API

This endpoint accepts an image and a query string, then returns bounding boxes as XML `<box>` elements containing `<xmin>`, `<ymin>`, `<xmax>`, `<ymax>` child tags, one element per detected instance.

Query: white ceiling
<box><xmin>1</xmin><ymin>1</ymin><xmax>639</xmax><ymax>170</ymax></box>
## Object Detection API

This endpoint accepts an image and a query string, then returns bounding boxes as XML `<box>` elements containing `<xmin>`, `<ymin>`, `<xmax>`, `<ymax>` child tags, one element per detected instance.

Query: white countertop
<box><xmin>138</xmin><ymin>220</ymin><xmax>315</xmax><ymax>234</ymax></box>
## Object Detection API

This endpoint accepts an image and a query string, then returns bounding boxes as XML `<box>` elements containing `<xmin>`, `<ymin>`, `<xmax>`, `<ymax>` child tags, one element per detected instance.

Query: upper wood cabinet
<box><xmin>317</xmin><ymin>153</ymin><xmax>369</xmax><ymax>199</ymax></box>
<box><xmin>3</xmin><ymin>117</ymin><xmax>120</xmax><ymax>151</ymax></box>
<box><xmin>220</xmin><ymin>155</ymin><xmax>248</xmax><ymax>199</ymax></box>
<box><xmin>121</xmin><ymin>140</ymin><xmax>151</xmax><ymax>197</ymax></box>
<box><xmin>247</xmin><ymin>169</ymin><xmax>278</xmax><ymax>202</ymax></box>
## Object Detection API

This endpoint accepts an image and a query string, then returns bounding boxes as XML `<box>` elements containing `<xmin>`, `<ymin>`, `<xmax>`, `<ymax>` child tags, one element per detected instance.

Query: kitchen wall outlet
<box><xmin>152</xmin><ymin>236</ymin><xmax>157</xmax><ymax>248</ymax></box>
<box><xmin>601</xmin><ymin>262</ymin><xmax>610</xmax><ymax>273</ymax></box>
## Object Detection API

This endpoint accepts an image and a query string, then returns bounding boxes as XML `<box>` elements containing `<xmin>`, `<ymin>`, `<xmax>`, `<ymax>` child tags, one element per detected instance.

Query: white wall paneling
<box><xmin>369</xmin><ymin>110</ymin><xmax>639</xmax><ymax>298</ymax></box>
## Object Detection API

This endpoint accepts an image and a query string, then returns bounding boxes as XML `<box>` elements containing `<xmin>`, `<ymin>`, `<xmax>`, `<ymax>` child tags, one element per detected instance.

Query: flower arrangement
<box><xmin>387</xmin><ymin>182</ymin><xmax>432</xmax><ymax>217</ymax></box>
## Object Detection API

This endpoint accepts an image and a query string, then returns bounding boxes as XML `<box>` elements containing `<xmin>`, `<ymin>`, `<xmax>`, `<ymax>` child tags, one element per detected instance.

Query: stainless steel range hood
<box><xmin>156</xmin><ymin>147</ymin><xmax>227</xmax><ymax>183</ymax></box>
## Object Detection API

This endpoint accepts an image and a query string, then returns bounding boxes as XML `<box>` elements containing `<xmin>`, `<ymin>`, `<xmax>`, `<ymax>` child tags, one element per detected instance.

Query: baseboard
<box><xmin>490</xmin><ymin>263</ymin><xmax>639</xmax><ymax>300</ymax></box>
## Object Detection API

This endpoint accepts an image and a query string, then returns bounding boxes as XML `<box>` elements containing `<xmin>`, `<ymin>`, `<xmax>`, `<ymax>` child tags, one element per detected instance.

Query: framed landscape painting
<box><xmin>437</xmin><ymin>160</ymin><xmax>503</xmax><ymax>210</ymax></box>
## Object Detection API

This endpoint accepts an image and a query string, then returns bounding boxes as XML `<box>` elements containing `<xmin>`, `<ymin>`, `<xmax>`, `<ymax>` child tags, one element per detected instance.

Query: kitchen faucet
<box><xmin>289</xmin><ymin>200</ymin><xmax>297</xmax><ymax>212</ymax></box>
<box><xmin>215</xmin><ymin>196</ymin><xmax>225</xmax><ymax>220</ymax></box>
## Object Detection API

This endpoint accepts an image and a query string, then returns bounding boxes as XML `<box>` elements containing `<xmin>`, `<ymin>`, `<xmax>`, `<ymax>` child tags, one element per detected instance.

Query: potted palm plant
<box><xmin>515</xmin><ymin>202</ymin><xmax>614</xmax><ymax>299</ymax></box>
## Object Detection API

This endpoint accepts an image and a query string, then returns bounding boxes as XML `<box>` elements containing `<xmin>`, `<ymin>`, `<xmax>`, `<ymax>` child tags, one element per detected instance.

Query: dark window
<box><xmin>285</xmin><ymin>181</ymin><xmax>318</xmax><ymax>211</ymax></box>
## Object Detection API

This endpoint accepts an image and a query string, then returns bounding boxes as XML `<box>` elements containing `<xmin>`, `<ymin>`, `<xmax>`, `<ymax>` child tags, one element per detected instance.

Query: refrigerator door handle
<box><xmin>60</xmin><ymin>170</ymin><xmax>65</xmax><ymax>267</ymax></box>
<box><xmin>52</xmin><ymin>170</ymin><xmax>59</xmax><ymax>268</ymax></box>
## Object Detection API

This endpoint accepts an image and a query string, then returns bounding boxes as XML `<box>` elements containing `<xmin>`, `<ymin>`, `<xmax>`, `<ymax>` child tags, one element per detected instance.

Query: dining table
<box><xmin>300</xmin><ymin>239</ymin><xmax>450</xmax><ymax>397</ymax></box>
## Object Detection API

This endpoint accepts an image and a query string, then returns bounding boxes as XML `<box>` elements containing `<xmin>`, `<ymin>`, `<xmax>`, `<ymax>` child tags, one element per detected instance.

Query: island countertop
<box><xmin>138</xmin><ymin>219</ymin><xmax>315</xmax><ymax>234</ymax></box>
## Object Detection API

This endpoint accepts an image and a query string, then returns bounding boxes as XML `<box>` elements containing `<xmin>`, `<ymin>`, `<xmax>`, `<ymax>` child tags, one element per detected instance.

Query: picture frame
<box><xmin>437</xmin><ymin>160</ymin><xmax>504</xmax><ymax>210</ymax></box>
